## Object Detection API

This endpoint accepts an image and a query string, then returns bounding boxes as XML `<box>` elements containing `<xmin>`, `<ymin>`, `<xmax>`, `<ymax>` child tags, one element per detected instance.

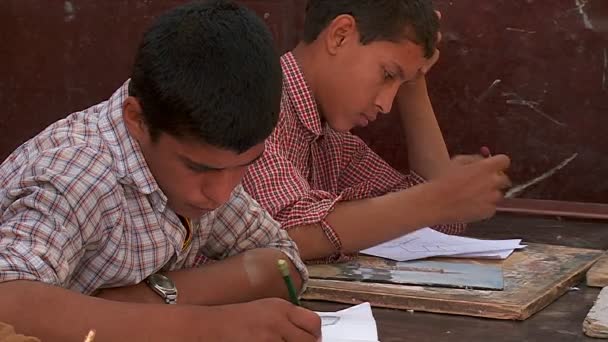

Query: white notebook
<box><xmin>316</xmin><ymin>302</ymin><xmax>378</xmax><ymax>342</ymax></box>
<box><xmin>361</xmin><ymin>227</ymin><xmax>526</xmax><ymax>261</ymax></box>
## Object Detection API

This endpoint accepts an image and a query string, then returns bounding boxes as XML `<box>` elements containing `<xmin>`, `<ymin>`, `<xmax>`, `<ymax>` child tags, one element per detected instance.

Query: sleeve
<box><xmin>203</xmin><ymin>185</ymin><xmax>308</xmax><ymax>287</ymax></box>
<box><xmin>339</xmin><ymin>134</ymin><xmax>466</xmax><ymax>235</ymax></box>
<box><xmin>0</xmin><ymin>146</ymin><xmax>116</xmax><ymax>286</ymax></box>
<box><xmin>243</xmin><ymin>145</ymin><xmax>347</xmax><ymax>260</ymax></box>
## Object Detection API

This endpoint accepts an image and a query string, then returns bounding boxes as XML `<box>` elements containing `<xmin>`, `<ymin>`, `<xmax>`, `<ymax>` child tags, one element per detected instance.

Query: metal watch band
<box><xmin>165</xmin><ymin>292</ymin><xmax>177</xmax><ymax>304</ymax></box>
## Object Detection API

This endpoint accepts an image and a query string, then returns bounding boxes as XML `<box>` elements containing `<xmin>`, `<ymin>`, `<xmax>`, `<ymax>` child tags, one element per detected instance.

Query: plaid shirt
<box><xmin>243</xmin><ymin>52</ymin><xmax>464</xmax><ymax>260</ymax></box>
<box><xmin>0</xmin><ymin>81</ymin><xmax>307</xmax><ymax>295</ymax></box>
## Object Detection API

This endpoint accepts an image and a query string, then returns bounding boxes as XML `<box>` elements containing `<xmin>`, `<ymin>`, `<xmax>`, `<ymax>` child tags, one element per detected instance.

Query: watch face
<box><xmin>149</xmin><ymin>274</ymin><xmax>175</xmax><ymax>291</ymax></box>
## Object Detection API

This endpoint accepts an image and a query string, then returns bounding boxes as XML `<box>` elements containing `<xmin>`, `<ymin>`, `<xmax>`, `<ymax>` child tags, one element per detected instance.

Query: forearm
<box><xmin>289</xmin><ymin>182</ymin><xmax>445</xmax><ymax>260</ymax></box>
<box><xmin>97</xmin><ymin>248</ymin><xmax>303</xmax><ymax>305</ymax></box>
<box><xmin>397</xmin><ymin>77</ymin><xmax>450</xmax><ymax>179</ymax></box>
<box><xmin>0</xmin><ymin>280</ymin><xmax>201</xmax><ymax>342</ymax></box>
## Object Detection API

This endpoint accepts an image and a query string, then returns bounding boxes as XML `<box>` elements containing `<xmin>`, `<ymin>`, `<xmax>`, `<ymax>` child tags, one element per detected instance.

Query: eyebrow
<box><xmin>180</xmin><ymin>152</ymin><xmax>265</xmax><ymax>171</ymax></box>
<box><xmin>391</xmin><ymin>63</ymin><xmax>406</xmax><ymax>81</ymax></box>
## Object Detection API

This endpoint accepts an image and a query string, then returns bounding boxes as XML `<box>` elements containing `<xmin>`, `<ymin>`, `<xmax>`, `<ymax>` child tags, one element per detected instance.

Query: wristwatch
<box><xmin>145</xmin><ymin>273</ymin><xmax>178</xmax><ymax>304</ymax></box>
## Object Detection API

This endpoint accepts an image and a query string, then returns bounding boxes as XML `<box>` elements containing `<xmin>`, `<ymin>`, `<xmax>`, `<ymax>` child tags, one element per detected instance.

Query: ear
<box><xmin>122</xmin><ymin>96</ymin><xmax>150</xmax><ymax>143</ymax></box>
<box><xmin>324</xmin><ymin>14</ymin><xmax>358</xmax><ymax>56</ymax></box>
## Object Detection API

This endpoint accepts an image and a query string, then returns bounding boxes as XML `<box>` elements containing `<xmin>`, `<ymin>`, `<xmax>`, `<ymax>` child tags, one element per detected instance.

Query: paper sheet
<box><xmin>361</xmin><ymin>227</ymin><xmax>526</xmax><ymax>262</ymax></box>
<box><xmin>316</xmin><ymin>302</ymin><xmax>378</xmax><ymax>342</ymax></box>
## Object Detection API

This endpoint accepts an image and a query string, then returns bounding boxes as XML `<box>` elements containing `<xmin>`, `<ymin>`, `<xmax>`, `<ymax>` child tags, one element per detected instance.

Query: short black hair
<box><xmin>129</xmin><ymin>0</ymin><xmax>281</xmax><ymax>153</ymax></box>
<box><xmin>302</xmin><ymin>0</ymin><xmax>438</xmax><ymax>58</ymax></box>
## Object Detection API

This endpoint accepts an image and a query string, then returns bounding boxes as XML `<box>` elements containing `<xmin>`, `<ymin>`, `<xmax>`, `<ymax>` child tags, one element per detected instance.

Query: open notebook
<box><xmin>316</xmin><ymin>302</ymin><xmax>378</xmax><ymax>342</ymax></box>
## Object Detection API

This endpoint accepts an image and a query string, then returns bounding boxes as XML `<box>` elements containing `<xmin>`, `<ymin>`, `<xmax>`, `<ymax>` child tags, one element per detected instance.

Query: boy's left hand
<box><xmin>417</xmin><ymin>10</ymin><xmax>442</xmax><ymax>77</ymax></box>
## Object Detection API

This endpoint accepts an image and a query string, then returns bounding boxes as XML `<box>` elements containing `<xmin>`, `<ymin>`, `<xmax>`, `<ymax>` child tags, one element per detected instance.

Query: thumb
<box><xmin>451</xmin><ymin>154</ymin><xmax>484</xmax><ymax>166</ymax></box>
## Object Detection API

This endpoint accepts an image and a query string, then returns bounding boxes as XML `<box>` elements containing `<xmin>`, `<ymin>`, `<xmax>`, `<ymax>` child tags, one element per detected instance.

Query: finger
<box><xmin>452</xmin><ymin>154</ymin><xmax>484</xmax><ymax>165</ymax></box>
<box><xmin>435</xmin><ymin>10</ymin><xmax>442</xmax><ymax>21</ymax></box>
<box><xmin>280</xmin><ymin>322</ymin><xmax>317</xmax><ymax>342</ymax></box>
<box><xmin>286</xmin><ymin>306</ymin><xmax>322</xmax><ymax>339</ymax></box>
<box><xmin>492</xmin><ymin>172</ymin><xmax>512</xmax><ymax>189</ymax></box>
<box><xmin>421</xmin><ymin>49</ymin><xmax>440</xmax><ymax>74</ymax></box>
<box><xmin>487</xmin><ymin>190</ymin><xmax>504</xmax><ymax>205</ymax></box>
<box><xmin>482</xmin><ymin>154</ymin><xmax>511</xmax><ymax>171</ymax></box>
<box><xmin>436</xmin><ymin>30</ymin><xmax>442</xmax><ymax>44</ymax></box>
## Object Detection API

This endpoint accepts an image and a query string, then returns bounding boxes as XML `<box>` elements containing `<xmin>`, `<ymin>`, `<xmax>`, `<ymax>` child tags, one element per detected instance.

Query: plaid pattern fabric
<box><xmin>0</xmin><ymin>81</ymin><xmax>307</xmax><ymax>294</ymax></box>
<box><xmin>243</xmin><ymin>52</ymin><xmax>464</xmax><ymax>261</ymax></box>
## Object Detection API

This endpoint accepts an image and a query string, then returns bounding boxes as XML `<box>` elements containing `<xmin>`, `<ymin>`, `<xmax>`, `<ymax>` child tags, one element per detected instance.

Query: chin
<box><xmin>328</xmin><ymin>122</ymin><xmax>354</xmax><ymax>133</ymax></box>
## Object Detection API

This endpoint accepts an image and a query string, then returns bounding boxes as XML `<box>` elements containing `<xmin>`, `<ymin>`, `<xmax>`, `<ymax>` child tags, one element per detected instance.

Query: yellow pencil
<box><xmin>84</xmin><ymin>329</ymin><xmax>96</xmax><ymax>342</ymax></box>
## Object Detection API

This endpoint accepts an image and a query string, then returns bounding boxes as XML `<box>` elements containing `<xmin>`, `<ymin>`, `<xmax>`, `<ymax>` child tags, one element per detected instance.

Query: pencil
<box><xmin>83</xmin><ymin>329</ymin><xmax>96</xmax><ymax>342</ymax></box>
<box><xmin>277</xmin><ymin>259</ymin><xmax>300</xmax><ymax>306</ymax></box>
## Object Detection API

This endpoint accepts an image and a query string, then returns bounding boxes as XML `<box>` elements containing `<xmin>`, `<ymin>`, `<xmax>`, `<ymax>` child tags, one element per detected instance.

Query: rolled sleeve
<box><xmin>0</xmin><ymin>186</ymin><xmax>81</xmax><ymax>286</ymax></box>
<box><xmin>0</xmin><ymin>145</ymin><xmax>121</xmax><ymax>291</ymax></box>
<box><xmin>244</xmin><ymin>148</ymin><xmax>347</xmax><ymax>259</ymax></box>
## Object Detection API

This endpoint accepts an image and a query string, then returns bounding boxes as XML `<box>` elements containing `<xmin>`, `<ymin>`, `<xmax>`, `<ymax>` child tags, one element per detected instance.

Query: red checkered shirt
<box><xmin>0</xmin><ymin>81</ymin><xmax>307</xmax><ymax>294</ymax></box>
<box><xmin>243</xmin><ymin>52</ymin><xmax>465</xmax><ymax>261</ymax></box>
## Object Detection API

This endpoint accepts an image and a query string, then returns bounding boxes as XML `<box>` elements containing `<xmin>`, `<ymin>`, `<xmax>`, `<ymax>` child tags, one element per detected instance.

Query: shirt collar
<box><xmin>98</xmin><ymin>80</ymin><xmax>163</xmax><ymax>199</ymax></box>
<box><xmin>281</xmin><ymin>52</ymin><xmax>324</xmax><ymax>137</ymax></box>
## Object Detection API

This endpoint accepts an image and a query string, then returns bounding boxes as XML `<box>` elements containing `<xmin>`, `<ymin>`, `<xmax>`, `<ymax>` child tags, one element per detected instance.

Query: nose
<box><xmin>375</xmin><ymin>83</ymin><xmax>401</xmax><ymax>114</ymax></box>
<box><xmin>200</xmin><ymin>168</ymin><xmax>245</xmax><ymax>207</ymax></box>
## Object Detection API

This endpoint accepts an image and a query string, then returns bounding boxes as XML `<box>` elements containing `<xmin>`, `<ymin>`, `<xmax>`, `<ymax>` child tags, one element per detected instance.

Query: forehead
<box><xmin>157</xmin><ymin>133</ymin><xmax>265</xmax><ymax>168</ymax></box>
<box><xmin>361</xmin><ymin>39</ymin><xmax>426</xmax><ymax>72</ymax></box>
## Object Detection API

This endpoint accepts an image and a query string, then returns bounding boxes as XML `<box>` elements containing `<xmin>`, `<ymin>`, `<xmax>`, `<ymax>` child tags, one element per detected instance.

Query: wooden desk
<box><xmin>305</xmin><ymin>213</ymin><xmax>608</xmax><ymax>341</ymax></box>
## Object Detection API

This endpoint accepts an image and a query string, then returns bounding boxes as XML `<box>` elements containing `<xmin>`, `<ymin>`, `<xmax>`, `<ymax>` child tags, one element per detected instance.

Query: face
<box><xmin>315</xmin><ymin>17</ymin><xmax>428</xmax><ymax>132</ymax></box>
<box><xmin>123</xmin><ymin>99</ymin><xmax>265</xmax><ymax>219</ymax></box>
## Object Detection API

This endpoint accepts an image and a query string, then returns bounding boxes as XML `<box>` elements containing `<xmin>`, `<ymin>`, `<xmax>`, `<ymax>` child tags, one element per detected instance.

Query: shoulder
<box><xmin>8</xmin><ymin>144</ymin><xmax>121</xmax><ymax>212</ymax></box>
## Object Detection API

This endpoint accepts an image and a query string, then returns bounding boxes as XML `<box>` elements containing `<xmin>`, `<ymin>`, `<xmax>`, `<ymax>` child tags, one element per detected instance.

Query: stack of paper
<box><xmin>361</xmin><ymin>227</ymin><xmax>526</xmax><ymax>262</ymax></box>
<box><xmin>316</xmin><ymin>302</ymin><xmax>378</xmax><ymax>342</ymax></box>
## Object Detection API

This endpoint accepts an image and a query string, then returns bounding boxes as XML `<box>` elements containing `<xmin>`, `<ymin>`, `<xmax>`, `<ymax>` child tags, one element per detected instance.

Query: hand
<box><xmin>428</xmin><ymin>154</ymin><xmax>512</xmax><ymax>223</ymax></box>
<box><xmin>417</xmin><ymin>10</ymin><xmax>443</xmax><ymax>76</ymax></box>
<box><xmin>208</xmin><ymin>298</ymin><xmax>321</xmax><ymax>342</ymax></box>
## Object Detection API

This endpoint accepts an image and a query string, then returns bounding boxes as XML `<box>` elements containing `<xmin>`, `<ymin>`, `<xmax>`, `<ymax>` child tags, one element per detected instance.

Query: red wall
<box><xmin>1</xmin><ymin>0</ymin><xmax>606</xmax><ymax>203</ymax></box>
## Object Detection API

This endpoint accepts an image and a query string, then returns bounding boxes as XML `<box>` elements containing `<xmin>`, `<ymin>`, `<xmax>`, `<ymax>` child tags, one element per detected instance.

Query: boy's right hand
<box><xmin>428</xmin><ymin>154</ymin><xmax>511</xmax><ymax>224</ymax></box>
<box><xmin>205</xmin><ymin>298</ymin><xmax>321</xmax><ymax>342</ymax></box>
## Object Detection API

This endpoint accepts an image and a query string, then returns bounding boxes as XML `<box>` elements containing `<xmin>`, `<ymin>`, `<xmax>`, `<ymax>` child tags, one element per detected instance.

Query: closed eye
<box><xmin>187</xmin><ymin>163</ymin><xmax>216</xmax><ymax>173</ymax></box>
<box><xmin>384</xmin><ymin>69</ymin><xmax>395</xmax><ymax>81</ymax></box>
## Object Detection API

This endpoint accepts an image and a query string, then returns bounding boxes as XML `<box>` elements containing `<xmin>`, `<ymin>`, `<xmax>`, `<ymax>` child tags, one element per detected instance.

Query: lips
<box><xmin>364</xmin><ymin>113</ymin><xmax>378</xmax><ymax>122</ymax></box>
<box><xmin>357</xmin><ymin>113</ymin><xmax>377</xmax><ymax>127</ymax></box>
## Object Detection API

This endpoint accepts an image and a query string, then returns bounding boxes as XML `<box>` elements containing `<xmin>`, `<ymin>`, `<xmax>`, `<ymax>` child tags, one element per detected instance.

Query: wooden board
<box><xmin>587</xmin><ymin>252</ymin><xmax>608</xmax><ymax>287</ymax></box>
<box><xmin>303</xmin><ymin>243</ymin><xmax>602</xmax><ymax>320</ymax></box>
<box><xmin>583</xmin><ymin>286</ymin><xmax>608</xmax><ymax>338</ymax></box>
<box><xmin>309</xmin><ymin>259</ymin><xmax>504</xmax><ymax>290</ymax></box>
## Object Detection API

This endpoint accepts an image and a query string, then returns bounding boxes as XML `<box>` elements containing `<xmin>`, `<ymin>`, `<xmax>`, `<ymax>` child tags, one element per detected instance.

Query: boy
<box><xmin>0</xmin><ymin>1</ymin><xmax>320</xmax><ymax>341</ymax></box>
<box><xmin>243</xmin><ymin>0</ymin><xmax>511</xmax><ymax>261</ymax></box>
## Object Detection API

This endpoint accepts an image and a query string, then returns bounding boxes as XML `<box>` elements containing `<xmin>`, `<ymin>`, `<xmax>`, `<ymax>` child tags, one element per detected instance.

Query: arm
<box><xmin>245</xmin><ymin>140</ymin><xmax>509</xmax><ymax>261</ymax></box>
<box><xmin>0</xmin><ymin>280</ymin><xmax>321</xmax><ymax>342</ymax></box>
<box><xmin>396</xmin><ymin>76</ymin><xmax>450</xmax><ymax>180</ymax></box>
<box><xmin>288</xmin><ymin>182</ymin><xmax>448</xmax><ymax>260</ymax></box>
<box><xmin>97</xmin><ymin>248</ymin><xmax>302</xmax><ymax>305</ymax></box>
<box><xmin>0</xmin><ymin>280</ymin><xmax>208</xmax><ymax>341</ymax></box>
<box><xmin>97</xmin><ymin>186</ymin><xmax>306</xmax><ymax>305</ymax></box>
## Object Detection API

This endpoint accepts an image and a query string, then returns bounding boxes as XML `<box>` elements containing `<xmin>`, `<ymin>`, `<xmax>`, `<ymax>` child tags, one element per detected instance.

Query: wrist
<box><xmin>401</xmin><ymin>181</ymin><xmax>447</xmax><ymax>227</ymax></box>
<box><xmin>146</xmin><ymin>273</ymin><xmax>178</xmax><ymax>304</ymax></box>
